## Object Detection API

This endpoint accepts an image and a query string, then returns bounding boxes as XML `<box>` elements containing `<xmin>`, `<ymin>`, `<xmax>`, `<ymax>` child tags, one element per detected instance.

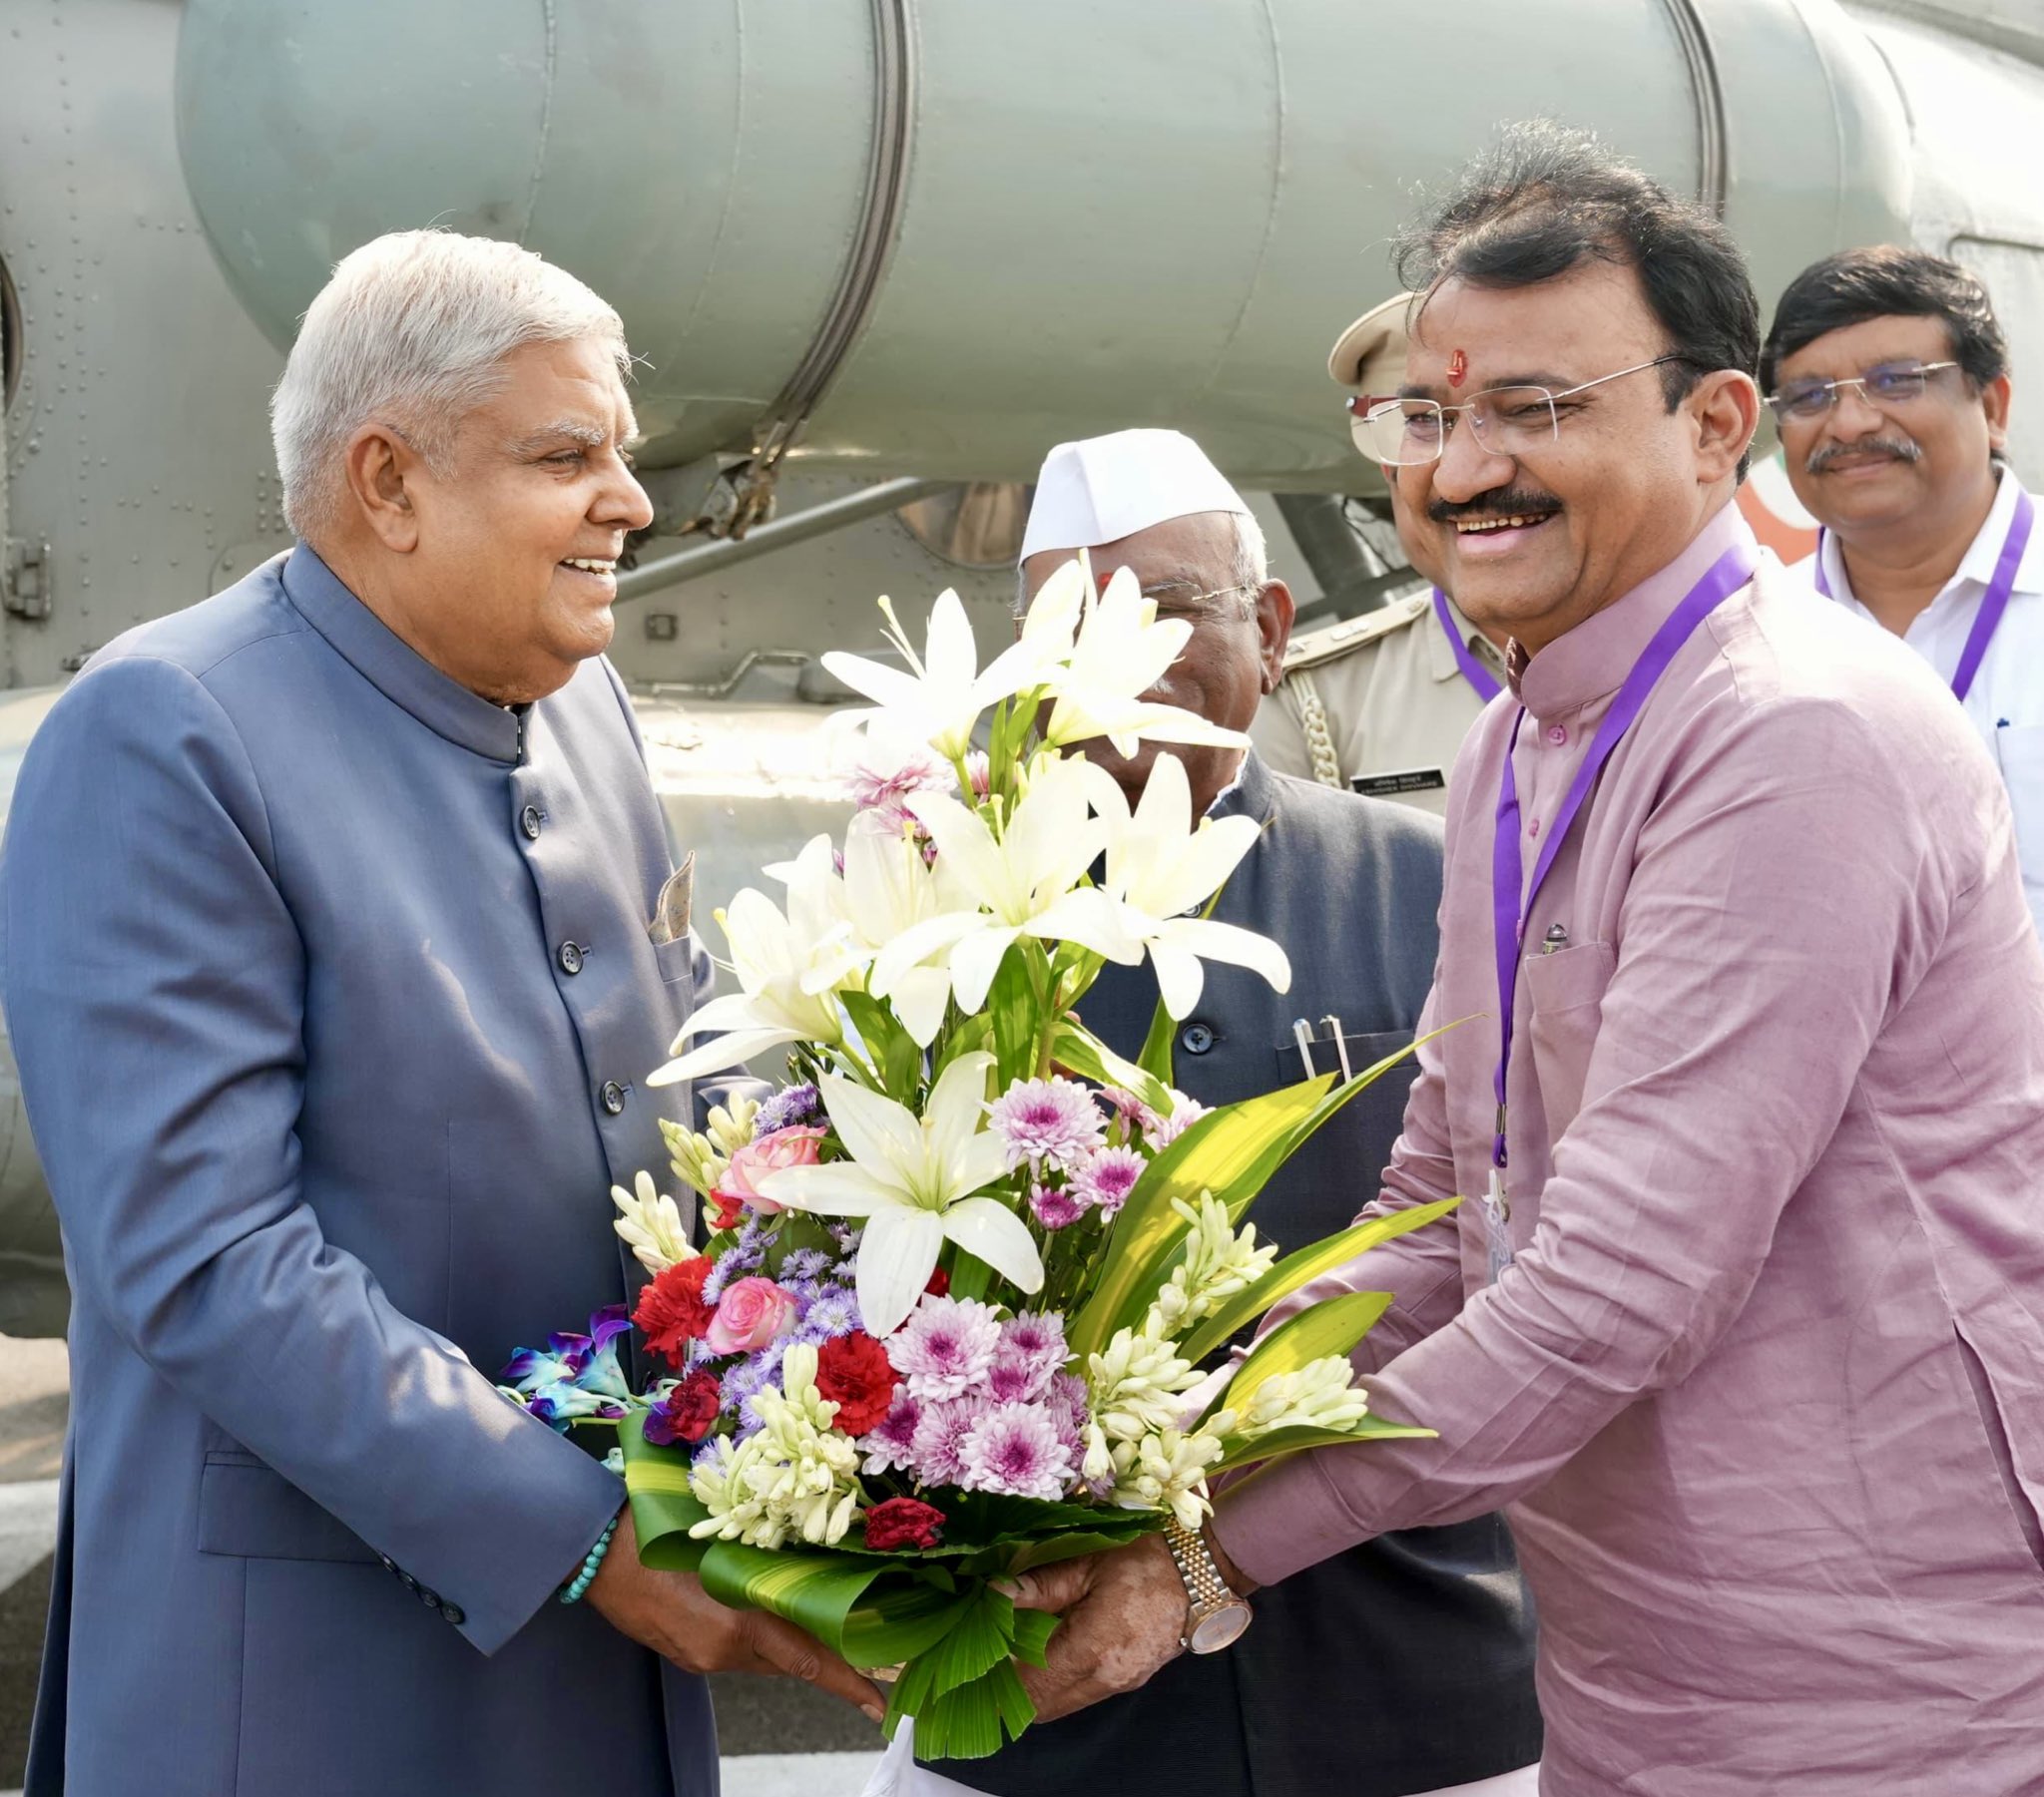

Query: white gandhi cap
<box><xmin>1018</xmin><ymin>427</ymin><xmax>1251</xmax><ymax>565</ymax></box>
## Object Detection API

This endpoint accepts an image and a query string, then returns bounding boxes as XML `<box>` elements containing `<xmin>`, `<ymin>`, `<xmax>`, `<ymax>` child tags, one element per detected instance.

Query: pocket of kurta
<box><xmin>1522</xmin><ymin>941</ymin><xmax>1617</xmax><ymax>1146</ymax></box>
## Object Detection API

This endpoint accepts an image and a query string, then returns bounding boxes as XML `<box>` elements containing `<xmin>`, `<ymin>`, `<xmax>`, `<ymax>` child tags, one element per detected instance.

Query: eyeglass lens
<box><xmin>1775</xmin><ymin>363</ymin><xmax>1946</xmax><ymax>421</ymax></box>
<box><xmin>1357</xmin><ymin>389</ymin><xmax>1560</xmax><ymax>466</ymax></box>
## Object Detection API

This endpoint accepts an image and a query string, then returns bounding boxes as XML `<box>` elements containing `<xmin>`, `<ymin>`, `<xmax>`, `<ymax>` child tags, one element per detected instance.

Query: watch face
<box><xmin>1188</xmin><ymin>1600</ymin><xmax>1251</xmax><ymax>1654</ymax></box>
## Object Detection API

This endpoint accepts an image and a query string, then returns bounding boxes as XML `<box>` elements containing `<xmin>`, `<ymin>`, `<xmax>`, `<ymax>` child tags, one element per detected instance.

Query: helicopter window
<box><xmin>0</xmin><ymin>251</ymin><xmax>19</xmax><ymax>413</ymax></box>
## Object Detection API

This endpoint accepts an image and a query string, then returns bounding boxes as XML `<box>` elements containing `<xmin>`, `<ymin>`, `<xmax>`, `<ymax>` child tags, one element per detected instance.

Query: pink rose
<box><xmin>713</xmin><ymin>1124</ymin><xmax>826</xmax><ymax>1219</ymax></box>
<box><xmin>707</xmin><ymin>1276</ymin><xmax>797</xmax><ymax>1356</ymax></box>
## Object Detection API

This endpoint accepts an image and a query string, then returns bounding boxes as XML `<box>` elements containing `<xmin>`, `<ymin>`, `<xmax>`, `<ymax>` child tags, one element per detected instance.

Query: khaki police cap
<box><xmin>1327</xmin><ymin>291</ymin><xmax>1418</xmax><ymax>395</ymax></box>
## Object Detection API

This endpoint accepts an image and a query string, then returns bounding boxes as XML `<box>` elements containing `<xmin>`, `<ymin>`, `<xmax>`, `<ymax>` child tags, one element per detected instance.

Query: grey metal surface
<box><xmin>175</xmin><ymin>0</ymin><xmax>1914</xmax><ymax>490</ymax></box>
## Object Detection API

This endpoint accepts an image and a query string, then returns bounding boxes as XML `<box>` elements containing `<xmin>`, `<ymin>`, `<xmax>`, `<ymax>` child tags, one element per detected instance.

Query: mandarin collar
<box><xmin>1508</xmin><ymin>502</ymin><xmax>1756</xmax><ymax>724</ymax></box>
<box><xmin>279</xmin><ymin>543</ymin><xmax>525</xmax><ymax>763</ymax></box>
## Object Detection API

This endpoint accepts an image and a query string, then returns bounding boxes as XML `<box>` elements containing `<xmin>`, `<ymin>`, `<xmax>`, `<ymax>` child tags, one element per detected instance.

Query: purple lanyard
<box><xmin>1434</xmin><ymin>588</ymin><xmax>1504</xmax><ymax>702</ymax></box>
<box><xmin>1814</xmin><ymin>487</ymin><xmax>2034</xmax><ymax>702</ymax></box>
<box><xmin>1490</xmin><ymin>546</ymin><xmax>1759</xmax><ymax>1168</ymax></box>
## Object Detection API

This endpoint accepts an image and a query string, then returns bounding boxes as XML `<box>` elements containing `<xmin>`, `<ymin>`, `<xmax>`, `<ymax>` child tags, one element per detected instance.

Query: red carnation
<box><xmin>814</xmin><ymin>1331</ymin><xmax>899</xmax><ymax>1435</ymax></box>
<box><xmin>923</xmin><ymin>1266</ymin><xmax>950</xmax><ymax>1299</ymax></box>
<box><xmin>644</xmin><ymin>1370</ymin><xmax>722</xmax><ymax>1447</ymax></box>
<box><xmin>864</xmin><ymin>1497</ymin><xmax>946</xmax><ymax>1553</ymax></box>
<box><xmin>707</xmin><ymin>1188</ymin><xmax>746</xmax><ymax>1232</ymax></box>
<box><xmin>634</xmin><ymin>1257</ymin><xmax>715</xmax><ymax>1367</ymax></box>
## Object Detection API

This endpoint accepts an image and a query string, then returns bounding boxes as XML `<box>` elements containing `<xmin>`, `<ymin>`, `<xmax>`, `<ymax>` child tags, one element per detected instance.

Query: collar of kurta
<box><xmin>280</xmin><ymin>543</ymin><xmax>528</xmax><ymax>764</ymax></box>
<box><xmin>1506</xmin><ymin>500</ymin><xmax>1758</xmax><ymax>723</ymax></box>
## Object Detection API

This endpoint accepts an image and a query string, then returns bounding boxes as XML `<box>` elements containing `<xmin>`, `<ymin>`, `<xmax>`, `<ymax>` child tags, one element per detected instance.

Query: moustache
<box><xmin>1806</xmin><ymin>437</ymin><xmax>1921</xmax><ymax>475</ymax></box>
<box><xmin>1426</xmin><ymin>488</ymin><xmax>1564</xmax><ymax>526</ymax></box>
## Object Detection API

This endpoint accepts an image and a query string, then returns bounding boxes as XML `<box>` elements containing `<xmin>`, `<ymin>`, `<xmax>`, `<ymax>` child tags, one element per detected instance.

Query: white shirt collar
<box><xmin>1824</xmin><ymin>466</ymin><xmax>2041</xmax><ymax>614</ymax></box>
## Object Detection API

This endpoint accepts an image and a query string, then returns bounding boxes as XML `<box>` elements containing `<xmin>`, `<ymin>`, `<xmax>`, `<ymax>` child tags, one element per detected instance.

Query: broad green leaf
<box><xmin>1211</xmin><ymin>1414</ymin><xmax>1438</xmax><ymax>1474</ymax></box>
<box><xmin>917</xmin><ymin>1583</ymin><xmax>1018</xmax><ymax>1699</ymax></box>
<box><xmin>618</xmin><ymin>1412</ymin><xmax>711</xmax><ymax>1573</ymax></box>
<box><xmin>1175</xmin><ymin>1197</ymin><xmax>1462</xmax><ymax>1365</ymax></box>
<box><xmin>1050</xmin><ymin>1020</ymin><xmax>1170</xmax><ymax>1116</ymax></box>
<box><xmin>1135</xmin><ymin>996</ymin><xmax>1176</xmax><ymax>1088</ymax></box>
<box><xmin>908</xmin><ymin>1656</ymin><xmax>1037</xmax><ymax>1761</ymax></box>
<box><xmin>946</xmin><ymin>1247</ymin><xmax>995</xmax><ymax>1305</ymax></box>
<box><xmin>1003</xmin><ymin>1524</ymin><xmax>1156</xmax><ymax>1572</ymax></box>
<box><xmin>1011</xmin><ymin>1606</ymin><xmax>1061</xmax><ymax>1668</ymax></box>
<box><xmin>1066</xmin><ymin>1076</ymin><xmax>1333</xmax><ymax>1360</ymax></box>
<box><xmin>839</xmin><ymin>1576</ymin><xmax>976</xmax><ymax>1669</ymax></box>
<box><xmin>986</xmin><ymin>945</ymin><xmax>1041</xmax><ymax>1090</ymax></box>
<box><xmin>697</xmin><ymin>1540</ymin><xmax>890</xmax><ymax>1656</ymax></box>
<box><xmin>841</xmin><ymin>989</ymin><xmax>924</xmax><ymax>1102</ymax></box>
<box><xmin>1223</xmin><ymin>1290</ymin><xmax>1393</xmax><ymax>1427</ymax></box>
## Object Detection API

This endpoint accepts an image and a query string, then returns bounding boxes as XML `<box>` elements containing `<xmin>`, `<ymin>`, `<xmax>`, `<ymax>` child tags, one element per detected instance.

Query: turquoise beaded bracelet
<box><xmin>559</xmin><ymin>1511</ymin><xmax>622</xmax><ymax>1605</ymax></box>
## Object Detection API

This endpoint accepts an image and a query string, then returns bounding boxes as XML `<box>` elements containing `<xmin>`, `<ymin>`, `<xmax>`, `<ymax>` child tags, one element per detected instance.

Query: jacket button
<box><xmin>417</xmin><ymin>1584</ymin><xmax>442</xmax><ymax>1608</ymax></box>
<box><xmin>520</xmin><ymin>804</ymin><xmax>544</xmax><ymax>840</ymax></box>
<box><xmin>376</xmin><ymin>1553</ymin><xmax>395</xmax><ymax>1572</ymax></box>
<box><xmin>440</xmin><ymin>1601</ymin><xmax>466</xmax><ymax>1626</ymax></box>
<box><xmin>600</xmin><ymin>1080</ymin><xmax>627</xmax><ymax>1116</ymax></box>
<box><xmin>1180</xmin><ymin>1022</ymin><xmax>1216</xmax><ymax>1056</ymax></box>
<box><xmin>558</xmin><ymin>941</ymin><xmax>584</xmax><ymax>976</ymax></box>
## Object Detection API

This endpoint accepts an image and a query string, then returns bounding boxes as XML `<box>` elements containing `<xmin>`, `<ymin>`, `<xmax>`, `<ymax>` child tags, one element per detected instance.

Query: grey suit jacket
<box><xmin>2</xmin><ymin>547</ymin><xmax>716</xmax><ymax>1796</ymax></box>
<box><xmin>970</xmin><ymin>753</ymin><xmax>1541</xmax><ymax>1797</ymax></box>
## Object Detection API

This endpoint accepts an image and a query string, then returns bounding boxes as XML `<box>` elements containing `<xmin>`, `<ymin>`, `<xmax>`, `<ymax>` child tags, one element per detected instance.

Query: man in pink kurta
<box><xmin>1019</xmin><ymin>126</ymin><xmax>2044</xmax><ymax>1794</ymax></box>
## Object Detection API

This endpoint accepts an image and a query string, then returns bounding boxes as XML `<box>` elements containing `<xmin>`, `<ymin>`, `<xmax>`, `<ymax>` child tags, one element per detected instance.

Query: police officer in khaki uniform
<box><xmin>1251</xmin><ymin>294</ymin><xmax>1507</xmax><ymax>813</ymax></box>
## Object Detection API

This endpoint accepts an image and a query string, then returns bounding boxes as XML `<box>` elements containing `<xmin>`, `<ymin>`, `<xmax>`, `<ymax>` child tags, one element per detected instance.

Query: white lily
<box><xmin>821</xmin><ymin>590</ymin><xmax>1050</xmax><ymax>761</ymax></box>
<box><xmin>647</xmin><ymin>836</ymin><xmax>853</xmax><ymax>1088</ymax></box>
<box><xmin>755</xmin><ymin>1051</ymin><xmax>1042</xmax><ymax>1336</ymax></box>
<box><xmin>869</xmin><ymin>753</ymin><xmax>1137</xmax><ymax>1016</ymax></box>
<box><xmin>838</xmin><ymin>815</ymin><xmax>971</xmax><ymax>1047</ymax></box>
<box><xmin>1030</xmin><ymin>563</ymin><xmax>1255</xmax><ymax>759</ymax></box>
<box><xmin>1095</xmin><ymin>752</ymin><xmax>1291</xmax><ymax>1018</ymax></box>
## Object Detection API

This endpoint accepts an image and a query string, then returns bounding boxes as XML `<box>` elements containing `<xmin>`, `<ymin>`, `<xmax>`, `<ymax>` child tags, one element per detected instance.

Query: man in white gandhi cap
<box><xmin>961</xmin><ymin>427</ymin><xmax>1542</xmax><ymax>1797</ymax></box>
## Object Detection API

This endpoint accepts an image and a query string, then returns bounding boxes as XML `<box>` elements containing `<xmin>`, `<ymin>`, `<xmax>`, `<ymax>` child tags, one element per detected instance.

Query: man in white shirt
<box><xmin>1764</xmin><ymin>245</ymin><xmax>2042</xmax><ymax>934</ymax></box>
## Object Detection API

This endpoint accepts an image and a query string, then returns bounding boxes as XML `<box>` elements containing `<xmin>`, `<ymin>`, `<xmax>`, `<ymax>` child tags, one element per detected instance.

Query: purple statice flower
<box><xmin>958</xmin><ymin>1402</ymin><xmax>1075</xmax><ymax>1502</ymax></box>
<box><xmin>1071</xmin><ymin>1144</ymin><xmax>1146</xmax><ymax>1217</ymax></box>
<box><xmin>703</xmin><ymin>1218</ymin><xmax>768</xmax><ymax>1304</ymax></box>
<box><xmin>1028</xmin><ymin>1180</ymin><xmax>1087</xmax><ymax>1231</ymax></box>
<box><xmin>756</xmin><ymin>1083</ymin><xmax>824</xmax><ymax>1135</ymax></box>
<box><xmin>859</xmin><ymin>1388</ymin><xmax>926</xmax><ymax>1477</ymax></box>
<box><xmin>888</xmin><ymin>1294</ymin><xmax>1001</xmax><ymax>1402</ymax></box>
<box><xmin>987</xmin><ymin>1077</ymin><xmax>1106</xmax><ymax>1175</ymax></box>
<box><xmin>996</xmin><ymin>1312</ymin><xmax>1067</xmax><ymax>1398</ymax></box>
<box><xmin>1143</xmin><ymin>1092</ymin><xmax>1211</xmax><ymax>1150</ymax></box>
<box><xmin>780</xmin><ymin>1246</ymin><xmax>830</xmax><ymax>1282</ymax></box>
<box><xmin>909</xmin><ymin>1396</ymin><xmax>983</xmax><ymax>1488</ymax></box>
<box><xmin>796</xmin><ymin>1284</ymin><xmax>861</xmax><ymax>1344</ymax></box>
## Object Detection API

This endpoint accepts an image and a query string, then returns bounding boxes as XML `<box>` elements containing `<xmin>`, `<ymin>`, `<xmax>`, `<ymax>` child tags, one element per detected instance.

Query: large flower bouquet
<box><xmin>503</xmin><ymin>561</ymin><xmax>1455</xmax><ymax>1758</ymax></box>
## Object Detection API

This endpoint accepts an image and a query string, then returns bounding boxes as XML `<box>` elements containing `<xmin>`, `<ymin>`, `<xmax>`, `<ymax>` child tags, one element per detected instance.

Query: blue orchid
<box><xmin>502</xmin><ymin>1305</ymin><xmax>636</xmax><ymax>1432</ymax></box>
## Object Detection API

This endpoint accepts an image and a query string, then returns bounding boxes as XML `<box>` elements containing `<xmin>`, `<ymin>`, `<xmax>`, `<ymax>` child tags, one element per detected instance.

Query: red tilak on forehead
<box><xmin>1446</xmin><ymin>349</ymin><xmax>1469</xmax><ymax>388</ymax></box>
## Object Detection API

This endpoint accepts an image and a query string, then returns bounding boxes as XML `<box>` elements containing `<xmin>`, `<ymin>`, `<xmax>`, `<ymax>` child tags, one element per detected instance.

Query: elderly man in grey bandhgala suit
<box><xmin>0</xmin><ymin>231</ymin><xmax>876</xmax><ymax>1797</ymax></box>
<box><xmin>961</xmin><ymin>431</ymin><xmax>1540</xmax><ymax>1797</ymax></box>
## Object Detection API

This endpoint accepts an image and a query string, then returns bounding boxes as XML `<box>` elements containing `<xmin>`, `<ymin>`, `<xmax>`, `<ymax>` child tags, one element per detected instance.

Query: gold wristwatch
<box><xmin>1162</xmin><ymin>1518</ymin><xmax>1252</xmax><ymax>1654</ymax></box>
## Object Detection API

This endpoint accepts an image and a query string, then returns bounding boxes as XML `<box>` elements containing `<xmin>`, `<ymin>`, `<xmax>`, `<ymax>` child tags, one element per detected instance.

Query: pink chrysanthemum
<box><xmin>858</xmin><ymin>1388</ymin><xmax>925</xmax><ymax>1477</ymax></box>
<box><xmin>959</xmin><ymin>1402</ymin><xmax>1075</xmax><ymax>1502</ymax></box>
<box><xmin>1143</xmin><ymin>1093</ymin><xmax>1211</xmax><ymax>1150</ymax></box>
<box><xmin>1072</xmin><ymin>1144</ymin><xmax>1146</xmax><ymax>1217</ymax></box>
<box><xmin>987</xmin><ymin>1077</ymin><xmax>1106</xmax><ymax>1174</ymax></box>
<box><xmin>1100</xmin><ymin>1086</ymin><xmax>1150</xmax><ymax>1126</ymax></box>
<box><xmin>887</xmin><ymin>1294</ymin><xmax>1001</xmax><ymax>1402</ymax></box>
<box><xmin>845</xmin><ymin>739</ymin><xmax>956</xmax><ymax>819</ymax></box>
<box><xmin>909</xmin><ymin>1396</ymin><xmax>982</xmax><ymax>1488</ymax></box>
<box><xmin>1028</xmin><ymin>1181</ymin><xmax>1087</xmax><ymax>1231</ymax></box>
<box><xmin>996</xmin><ymin>1312</ymin><xmax>1067</xmax><ymax>1399</ymax></box>
<box><xmin>1046</xmin><ymin>1371</ymin><xmax>1090</xmax><ymax>1462</ymax></box>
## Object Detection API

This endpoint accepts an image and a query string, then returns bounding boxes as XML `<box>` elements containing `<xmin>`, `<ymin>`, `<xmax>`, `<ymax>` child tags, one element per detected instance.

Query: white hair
<box><xmin>271</xmin><ymin>228</ymin><xmax>630</xmax><ymax>539</ymax></box>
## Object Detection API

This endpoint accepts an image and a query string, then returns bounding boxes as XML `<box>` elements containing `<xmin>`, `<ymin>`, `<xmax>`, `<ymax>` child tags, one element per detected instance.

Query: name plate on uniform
<box><xmin>1352</xmin><ymin>766</ymin><xmax>1447</xmax><ymax>798</ymax></box>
